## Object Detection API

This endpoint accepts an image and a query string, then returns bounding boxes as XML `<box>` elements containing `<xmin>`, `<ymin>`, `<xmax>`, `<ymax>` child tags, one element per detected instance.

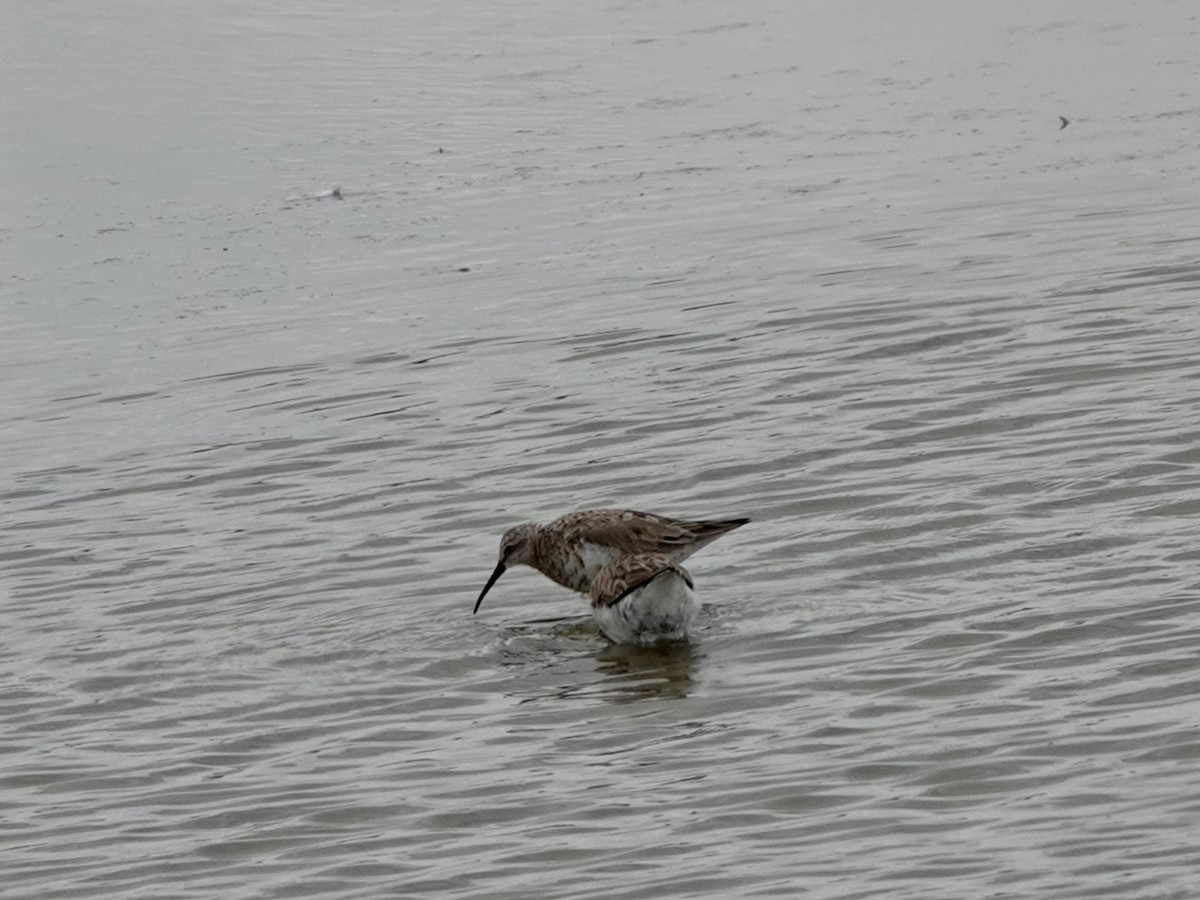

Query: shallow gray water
<box><xmin>5</xmin><ymin>2</ymin><xmax>1200</xmax><ymax>898</ymax></box>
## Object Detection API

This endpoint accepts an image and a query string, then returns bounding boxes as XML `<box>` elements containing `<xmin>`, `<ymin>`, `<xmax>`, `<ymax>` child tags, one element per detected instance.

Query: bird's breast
<box><xmin>535</xmin><ymin>540</ymin><xmax>618</xmax><ymax>593</ymax></box>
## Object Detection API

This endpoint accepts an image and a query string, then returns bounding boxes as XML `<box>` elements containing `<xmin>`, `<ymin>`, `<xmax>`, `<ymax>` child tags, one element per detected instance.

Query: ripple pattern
<box><xmin>5</xmin><ymin>2</ymin><xmax>1200</xmax><ymax>899</ymax></box>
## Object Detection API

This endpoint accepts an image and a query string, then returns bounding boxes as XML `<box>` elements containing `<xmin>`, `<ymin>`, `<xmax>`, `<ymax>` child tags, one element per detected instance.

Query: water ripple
<box><xmin>6</xmin><ymin>2</ymin><xmax>1200</xmax><ymax>899</ymax></box>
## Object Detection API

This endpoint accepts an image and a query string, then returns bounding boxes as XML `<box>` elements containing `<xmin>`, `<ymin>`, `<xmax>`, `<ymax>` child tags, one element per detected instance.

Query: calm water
<box><xmin>5</xmin><ymin>2</ymin><xmax>1200</xmax><ymax>898</ymax></box>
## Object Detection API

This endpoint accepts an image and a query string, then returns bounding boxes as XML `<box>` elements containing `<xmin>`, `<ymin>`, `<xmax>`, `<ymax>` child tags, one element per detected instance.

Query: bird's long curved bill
<box><xmin>473</xmin><ymin>562</ymin><xmax>506</xmax><ymax>614</ymax></box>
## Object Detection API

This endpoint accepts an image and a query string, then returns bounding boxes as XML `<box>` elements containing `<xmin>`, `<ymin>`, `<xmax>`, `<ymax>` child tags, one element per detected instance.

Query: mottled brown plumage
<box><xmin>589</xmin><ymin>554</ymin><xmax>694</xmax><ymax>609</ymax></box>
<box><xmin>473</xmin><ymin>508</ymin><xmax>748</xmax><ymax>615</ymax></box>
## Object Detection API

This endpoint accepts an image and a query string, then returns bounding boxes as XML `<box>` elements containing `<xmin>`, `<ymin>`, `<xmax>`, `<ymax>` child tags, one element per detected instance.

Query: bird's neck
<box><xmin>527</xmin><ymin>525</ymin><xmax>544</xmax><ymax>569</ymax></box>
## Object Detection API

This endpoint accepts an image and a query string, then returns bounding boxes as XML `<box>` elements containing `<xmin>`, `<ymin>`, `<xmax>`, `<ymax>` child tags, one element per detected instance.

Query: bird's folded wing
<box><xmin>589</xmin><ymin>554</ymin><xmax>693</xmax><ymax>608</ymax></box>
<box><xmin>561</xmin><ymin>509</ymin><xmax>748</xmax><ymax>557</ymax></box>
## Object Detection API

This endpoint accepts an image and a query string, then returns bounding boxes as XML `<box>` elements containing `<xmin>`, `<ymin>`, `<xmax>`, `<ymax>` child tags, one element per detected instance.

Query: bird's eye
<box><xmin>503</xmin><ymin>543</ymin><xmax>518</xmax><ymax>557</ymax></box>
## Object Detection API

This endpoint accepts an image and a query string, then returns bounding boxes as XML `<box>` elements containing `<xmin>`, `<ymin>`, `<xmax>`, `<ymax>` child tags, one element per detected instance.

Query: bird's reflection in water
<box><xmin>594</xmin><ymin>639</ymin><xmax>697</xmax><ymax>701</ymax></box>
<box><xmin>492</xmin><ymin>615</ymin><xmax>699</xmax><ymax>703</ymax></box>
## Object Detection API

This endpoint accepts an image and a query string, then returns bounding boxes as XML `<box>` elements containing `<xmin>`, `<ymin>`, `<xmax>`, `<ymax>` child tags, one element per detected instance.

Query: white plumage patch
<box><xmin>591</xmin><ymin>569</ymin><xmax>699</xmax><ymax>645</ymax></box>
<box><xmin>576</xmin><ymin>541</ymin><xmax>619</xmax><ymax>581</ymax></box>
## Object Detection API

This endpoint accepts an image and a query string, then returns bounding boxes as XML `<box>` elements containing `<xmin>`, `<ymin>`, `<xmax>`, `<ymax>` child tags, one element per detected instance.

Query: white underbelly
<box><xmin>592</xmin><ymin>569</ymin><xmax>700</xmax><ymax>645</ymax></box>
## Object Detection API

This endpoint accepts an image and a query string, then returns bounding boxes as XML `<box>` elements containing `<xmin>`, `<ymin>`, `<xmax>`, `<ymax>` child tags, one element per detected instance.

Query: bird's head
<box><xmin>473</xmin><ymin>522</ymin><xmax>539</xmax><ymax>614</ymax></box>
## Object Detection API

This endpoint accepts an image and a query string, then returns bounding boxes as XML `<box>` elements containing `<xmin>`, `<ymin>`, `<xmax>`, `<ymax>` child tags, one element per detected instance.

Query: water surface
<box><xmin>4</xmin><ymin>2</ymin><xmax>1200</xmax><ymax>898</ymax></box>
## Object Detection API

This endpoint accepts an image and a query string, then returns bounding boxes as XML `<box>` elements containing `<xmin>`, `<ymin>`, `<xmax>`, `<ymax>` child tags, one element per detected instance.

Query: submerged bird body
<box><xmin>474</xmin><ymin>509</ymin><xmax>747</xmax><ymax>644</ymax></box>
<box><xmin>589</xmin><ymin>553</ymin><xmax>699</xmax><ymax>645</ymax></box>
